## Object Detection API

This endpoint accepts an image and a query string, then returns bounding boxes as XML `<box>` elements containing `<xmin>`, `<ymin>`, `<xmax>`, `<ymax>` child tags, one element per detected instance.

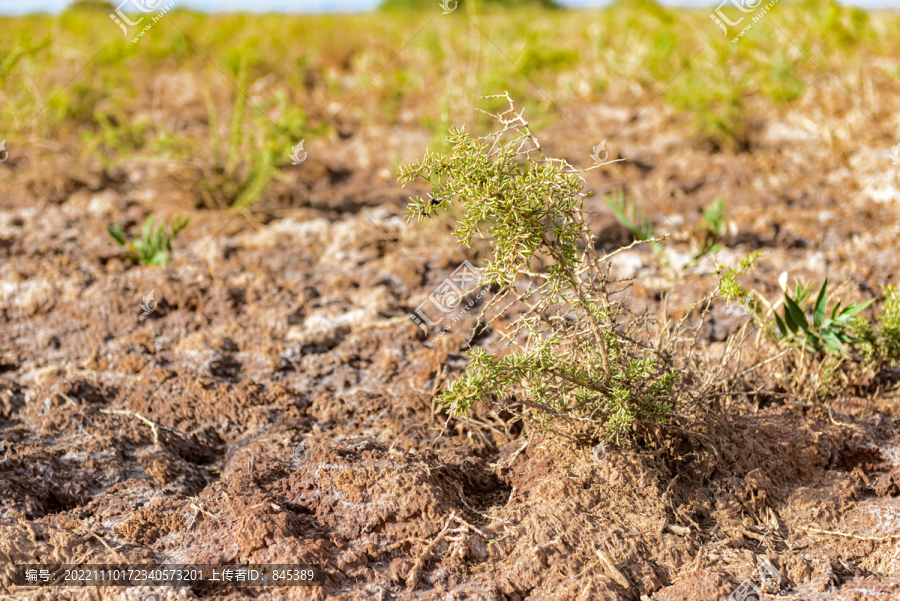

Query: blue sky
<box><xmin>1</xmin><ymin>0</ymin><xmax>899</xmax><ymax>14</ymax></box>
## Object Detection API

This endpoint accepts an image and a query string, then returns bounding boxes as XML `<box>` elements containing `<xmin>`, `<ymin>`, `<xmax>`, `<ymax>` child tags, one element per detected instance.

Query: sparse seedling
<box><xmin>604</xmin><ymin>190</ymin><xmax>654</xmax><ymax>242</ymax></box>
<box><xmin>604</xmin><ymin>191</ymin><xmax>664</xmax><ymax>256</ymax></box>
<box><xmin>701</xmin><ymin>198</ymin><xmax>727</xmax><ymax>236</ymax></box>
<box><xmin>107</xmin><ymin>214</ymin><xmax>191</xmax><ymax>266</ymax></box>
<box><xmin>688</xmin><ymin>198</ymin><xmax>729</xmax><ymax>267</ymax></box>
<box><xmin>772</xmin><ymin>277</ymin><xmax>873</xmax><ymax>356</ymax></box>
<box><xmin>717</xmin><ymin>258</ymin><xmax>900</xmax><ymax>401</ymax></box>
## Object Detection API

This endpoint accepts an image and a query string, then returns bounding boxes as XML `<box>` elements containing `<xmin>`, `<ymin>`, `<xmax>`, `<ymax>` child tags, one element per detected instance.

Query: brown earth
<box><xmin>2</xmin><ymin>87</ymin><xmax>900</xmax><ymax>601</ymax></box>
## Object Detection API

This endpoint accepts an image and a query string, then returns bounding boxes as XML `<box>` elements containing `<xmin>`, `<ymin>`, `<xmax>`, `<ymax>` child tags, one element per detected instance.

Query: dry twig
<box><xmin>798</xmin><ymin>525</ymin><xmax>900</xmax><ymax>541</ymax></box>
<box><xmin>407</xmin><ymin>511</ymin><xmax>456</xmax><ymax>591</ymax></box>
<box><xmin>99</xmin><ymin>408</ymin><xmax>169</xmax><ymax>446</ymax></box>
<box><xmin>594</xmin><ymin>545</ymin><xmax>630</xmax><ymax>589</ymax></box>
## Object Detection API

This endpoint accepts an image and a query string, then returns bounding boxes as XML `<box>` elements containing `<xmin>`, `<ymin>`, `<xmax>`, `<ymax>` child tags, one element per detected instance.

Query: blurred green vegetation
<box><xmin>0</xmin><ymin>0</ymin><xmax>894</xmax><ymax>207</ymax></box>
<box><xmin>380</xmin><ymin>0</ymin><xmax>560</xmax><ymax>11</ymax></box>
<box><xmin>64</xmin><ymin>0</ymin><xmax>116</xmax><ymax>11</ymax></box>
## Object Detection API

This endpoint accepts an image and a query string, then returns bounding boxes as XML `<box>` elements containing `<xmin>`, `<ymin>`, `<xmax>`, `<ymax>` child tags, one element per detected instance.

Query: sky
<box><xmin>1</xmin><ymin>0</ymin><xmax>899</xmax><ymax>15</ymax></box>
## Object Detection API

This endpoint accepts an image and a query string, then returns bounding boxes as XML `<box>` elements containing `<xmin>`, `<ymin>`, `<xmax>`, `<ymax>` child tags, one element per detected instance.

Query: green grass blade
<box><xmin>813</xmin><ymin>278</ymin><xmax>828</xmax><ymax>328</ymax></box>
<box><xmin>107</xmin><ymin>223</ymin><xmax>126</xmax><ymax>246</ymax></box>
<box><xmin>173</xmin><ymin>216</ymin><xmax>191</xmax><ymax>236</ymax></box>
<box><xmin>604</xmin><ymin>192</ymin><xmax>641</xmax><ymax>239</ymax></box>
<box><xmin>142</xmin><ymin>215</ymin><xmax>155</xmax><ymax>245</ymax></box>
<box><xmin>838</xmin><ymin>298</ymin><xmax>874</xmax><ymax>320</ymax></box>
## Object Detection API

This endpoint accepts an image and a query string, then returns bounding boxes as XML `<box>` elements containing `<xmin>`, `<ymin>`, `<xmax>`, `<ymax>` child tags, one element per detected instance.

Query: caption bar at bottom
<box><xmin>15</xmin><ymin>564</ymin><xmax>323</xmax><ymax>587</ymax></box>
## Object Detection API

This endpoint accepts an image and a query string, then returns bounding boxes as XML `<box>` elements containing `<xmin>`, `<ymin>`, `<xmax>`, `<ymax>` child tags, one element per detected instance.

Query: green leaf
<box><xmin>703</xmin><ymin>198</ymin><xmax>727</xmax><ymax>233</ymax></box>
<box><xmin>142</xmin><ymin>215</ymin><xmax>155</xmax><ymax>244</ymax></box>
<box><xmin>783</xmin><ymin>306</ymin><xmax>799</xmax><ymax>334</ymax></box>
<box><xmin>694</xmin><ymin>243</ymin><xmax>721</xmax><ymax>262</ymax></box>
<box><xmin>173</xmin><ymin>216</ymin><xmax>191</xmax><ymax>236</ymax></box>
<box><xmin>795</xmin><ymin>282</ymin><xmax>814</xmax><ymax>305</ymax></box>
<box><xmin>813</xmin><ymin>278</ymin><xmax>828</xmax><ymax>328</ymax></box>
<box><xmin>806</xmin><ymin>331</ymin><xmax>824</xmax><ymax>352</ymax></box>
<box><xmin>107</xmin><ymin>223</ymin><xmax>126</xmax><ymax>246</ymax></box>
<box><xmin>838</xmin><ymin>298</ymin><xmax>874</xmax><ymax>320</ymax></box>
<box><xmin>773</xmin><ymin>311</ymin><xmax>788</xmax><ymax>337</ymax></box>
<box><xmin>820</xmin><ymin>329</ymin><xmax>846</xmax><ymax>355</ymax></box>
<box><xmin>604</xmin><ymin>192</ymin><xmax>652</xmax><ymax>241</ymax></box>
<box><xmin>784</xmin><ymin>294</ymin><xmax>809</xmax><ymax>332</ymax></box>
<box><xmin>834</xmin><ymin>331</ymin><xmax>855</xmax><ymax>343</ymax></box>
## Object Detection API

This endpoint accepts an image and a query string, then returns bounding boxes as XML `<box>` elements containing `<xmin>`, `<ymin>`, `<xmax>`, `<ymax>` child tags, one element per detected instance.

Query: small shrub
<box><xmin>400</xmin><ymin>95</ymin><xmax>677</xmax><ymax>442</ymax></box>
<box><xmin>107</xmin><ymin>214</ymin><xmax>191</xmax><ymax>266</ymax></box>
